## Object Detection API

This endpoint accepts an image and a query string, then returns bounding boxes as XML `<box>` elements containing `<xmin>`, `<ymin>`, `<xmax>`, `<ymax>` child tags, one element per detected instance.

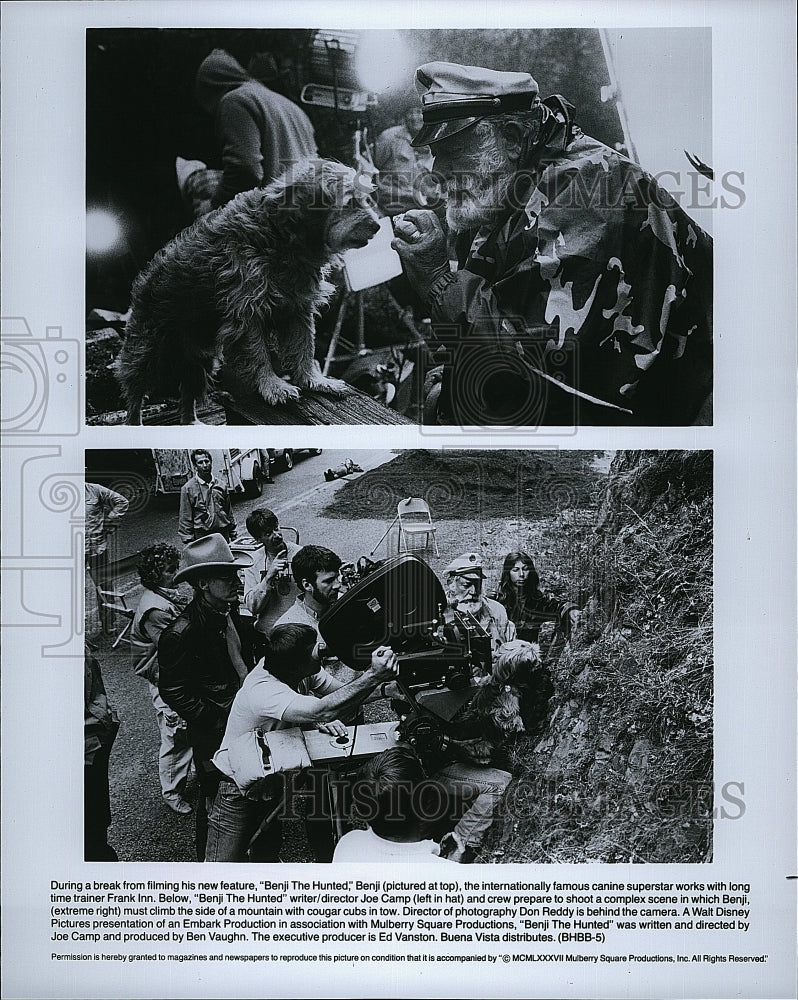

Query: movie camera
<box><xmin>320</xmin><ymin>553</ymin><xmax>492</xmax><ymax>757</ymax></box>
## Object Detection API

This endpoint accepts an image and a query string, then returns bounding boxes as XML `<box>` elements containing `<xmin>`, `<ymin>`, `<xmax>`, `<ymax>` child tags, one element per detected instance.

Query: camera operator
<box><xmin>443</xmin><ymin>552</ymin><xmax>516</xmax><ymax>681</ymax></box>
<box><xmin>242</xmin><ymin>508</ymin><xmax>301</xmax><ymax>639</ymax></box>
<box><xmin>206</xmin><ymin>624</ymin><xmax>399</xmax><ymax>862</ymax></box>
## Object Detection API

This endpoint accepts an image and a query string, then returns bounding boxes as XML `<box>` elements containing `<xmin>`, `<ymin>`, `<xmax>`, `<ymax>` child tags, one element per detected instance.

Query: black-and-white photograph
<box><xmin>86</xmin><ymin>28</ymin><xmax>713</xmax><ymax>428</ymax></box>
<box><xmin>84</xmin><ymin>448</ymin><xmax>713</xmax><ymax>865</ymax></box>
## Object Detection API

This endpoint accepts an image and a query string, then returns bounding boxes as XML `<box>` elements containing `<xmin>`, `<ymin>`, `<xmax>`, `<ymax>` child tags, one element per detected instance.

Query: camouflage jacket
<box><xmin>429</xmin><ymin>121</ymin><xmax>713</xmax><ymax>426</ymax></box>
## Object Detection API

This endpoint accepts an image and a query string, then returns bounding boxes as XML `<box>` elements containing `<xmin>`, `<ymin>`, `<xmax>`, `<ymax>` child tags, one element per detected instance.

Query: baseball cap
<box><xmin>411</xmin><ymin>61</ymin><xmax>539</xmax><ymax>147</ymax></box>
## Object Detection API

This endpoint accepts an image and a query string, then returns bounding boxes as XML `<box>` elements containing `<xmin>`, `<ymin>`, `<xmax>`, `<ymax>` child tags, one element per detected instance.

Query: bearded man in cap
<box><xmin>392</xmin><ymin>62</ymin><xmax>713</xmax><ymax>427</ymax></box>
<box><xmin>444</xmin><ymin>552</ymin><xmax>516</xmax><ymax>681</ymax></box>
<box><xmin>158</xmin><ymin>534</ymin><xmax>254</xmax><ymax>859</ymax></box>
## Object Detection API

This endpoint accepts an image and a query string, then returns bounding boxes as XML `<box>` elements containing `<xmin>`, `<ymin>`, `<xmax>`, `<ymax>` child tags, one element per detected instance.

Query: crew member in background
<box><xmin>84</xmin><ymin>647</ymin><xmax>120</xmax><ymax>861</ymax></box>
<box><xmin>157</xmin><ymin>534</ymin><xmax>254</xmax><ymax>859</ymax></box>
<box><xmin>242</xmin><ymin>507</ymin><xmax>301</xmax><ymax>641</ymax></box>
<box><xmin>85</xmin><ymin>481</ymin><xmax>129</xmax><ymax>633</ymax></box>
<box><xmin>373</xmin><ymin>106</ymin><xmax>437</xmax><ymax>217</ymax></box>
<box><xmin>194</xmin><ymin>48</ymin><xmax>318</xmax><ymax>209</ymax></box>
<box><xmin>178</xmin><ymin>449</ymin><xmax>237</xmax><ymax>544</ymax></box>
<box><xmin>130</xmin><ymin>542</ymin><xmax>193</xmax><ymax>815</ymax></box>
<box><xmin>493</xmin><ymin>549</ymin><xmax>580</xmax><ymax>643</ymax></box>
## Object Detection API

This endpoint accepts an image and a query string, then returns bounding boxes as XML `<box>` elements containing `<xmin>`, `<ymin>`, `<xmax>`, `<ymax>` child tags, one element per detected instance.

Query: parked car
<box><xmin>267</xmin><ymin>448</ymin><xmax>323</xmax><ymax>472</ymax></box>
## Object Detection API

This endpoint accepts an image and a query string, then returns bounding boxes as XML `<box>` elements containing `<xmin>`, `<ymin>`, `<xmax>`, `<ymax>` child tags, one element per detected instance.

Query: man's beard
<box><xmin>313</xmin><ymin>585</ymin><xmax>337</xmax><ymax>607</ymax></box>
<box><xmin>445</xmin><ymin>153</ymin><xmax>514</xmax><ymax>234</ymax></box>
<box><xmin>454</xmin><ymin>597</ymin><xmax>483</xmax><ymax>614</ymax></box>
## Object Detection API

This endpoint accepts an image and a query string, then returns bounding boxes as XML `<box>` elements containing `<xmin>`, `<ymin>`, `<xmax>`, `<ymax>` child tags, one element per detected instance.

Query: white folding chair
<box><xmin>396</xmin><ymin>497</ymin><xmax>439</xmax><ymax>556</ymax></box>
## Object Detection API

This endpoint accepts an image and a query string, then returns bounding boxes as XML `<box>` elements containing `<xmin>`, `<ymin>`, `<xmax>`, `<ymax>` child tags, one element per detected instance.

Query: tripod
<box><xmin>321</xmin><ymin>287</ymin><xmax>367</xmax><ymax>375</ymax></box>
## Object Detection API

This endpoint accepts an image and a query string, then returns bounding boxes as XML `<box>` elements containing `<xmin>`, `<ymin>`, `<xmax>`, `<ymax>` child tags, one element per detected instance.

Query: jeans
<box><xmin>205</xmin><ymin>770</ymin><xmax>338</xmax><ymax>863</ymax></box>
<box><xmin>428</xmin><ymin>763</ymin><xmax>511</xmax><ymax>849</ymax></box>
<box><xmin>148</xmin><ymin>682</ymin><xmax>193</xmax><ymax>800</ymax></box>
<box><xmin>205</xmin><ymin>780</ymin><xmax>281</xmax><ymax>862</ymax></box>
<box><xmin>195</xmin><ymin>763</ymin><xmax>222</xmax><ymax>862</ymax></box>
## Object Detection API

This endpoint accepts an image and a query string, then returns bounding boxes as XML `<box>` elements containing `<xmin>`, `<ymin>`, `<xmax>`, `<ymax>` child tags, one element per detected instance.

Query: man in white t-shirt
<box><xmin>332</xmin><ymin>746</ymin><xmax>450</xmax><ymax>864</ymax></box>
<box><xmin>205</xmin><ymin>623</ymin><xmax>398</xmax><ymax>862</ymax></box>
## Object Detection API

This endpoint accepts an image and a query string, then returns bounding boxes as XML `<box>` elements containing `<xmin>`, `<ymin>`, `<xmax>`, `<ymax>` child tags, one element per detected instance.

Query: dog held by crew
<box><xmin>115</xmin><ymin>159</ymin><xmax>381</xmax><ymax>424</ymax></box>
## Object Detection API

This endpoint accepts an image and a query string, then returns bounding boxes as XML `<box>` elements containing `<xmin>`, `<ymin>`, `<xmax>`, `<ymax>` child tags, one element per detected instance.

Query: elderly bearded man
<box><xmin>392</xmin><ymin>62</ymin><xmax>713</xmax><ymax>427</ymax></box>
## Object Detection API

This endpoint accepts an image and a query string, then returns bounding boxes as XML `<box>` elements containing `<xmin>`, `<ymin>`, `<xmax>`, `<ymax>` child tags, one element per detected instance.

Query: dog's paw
<box><xmin>305</xmin><ymin>376</ymin><xmax>349</xmax><ymax>396</ymax></box>
<box><xmin>258</xmin><ymin>378</ymin><xmax>301</xmax><ymax>406</ymax></box>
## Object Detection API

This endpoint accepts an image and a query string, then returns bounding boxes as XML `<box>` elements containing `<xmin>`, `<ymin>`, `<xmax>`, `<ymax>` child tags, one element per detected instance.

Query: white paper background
<box><xmin>1</xmin><ymin>2</ymin><xmax>796</xmax><ymax>998</ymax></box>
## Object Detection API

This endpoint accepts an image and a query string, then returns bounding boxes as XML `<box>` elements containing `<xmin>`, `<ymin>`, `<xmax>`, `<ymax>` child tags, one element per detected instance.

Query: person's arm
<box><xmin>101</xmin><ymin>485</ymin><xmax>129</xmax><ymax>522</ymax></box>
<box><xmin>177</xmin><ymin>486</ymin><xmax>194</xmax><ymax>544</ymax></box>
<box><xmin>212</xmin><ymin>93</ymin><xmax>264</xmax><ymax>206</ymax></box>
<box><xmin>245</xmin><ymin>553</ymin><xmax>289</xmax><ymax>616</ymax></box>
<box><xmin>280</xmin><ymin>647</ymin><xmax>399</xmax><ymax>726</ymax></box>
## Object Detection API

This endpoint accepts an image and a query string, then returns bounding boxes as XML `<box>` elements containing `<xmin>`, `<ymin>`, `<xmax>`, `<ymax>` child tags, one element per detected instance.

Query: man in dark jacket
<box><xmin>194</xmin><ymin>48</ymin><xmax>318</xmax><ymax>208</ymax></box>
<box><xmin>392</xmin><ymin>62</ymin><xmax>713</xmax><ymax>427</ymax></box>
<box><xmin>158</xmin><ymin>534</ymin><xmax>254</xmax><ymax>859</ymax></box>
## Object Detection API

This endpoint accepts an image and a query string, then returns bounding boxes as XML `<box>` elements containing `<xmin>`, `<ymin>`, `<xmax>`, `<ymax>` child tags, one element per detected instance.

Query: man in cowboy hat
<box><xmin>157</xmin><ymin>533</ymin><xmax>254</xmax><ymax>860</ymax></box>
<box><xmin>392</xmin><ymin>61</ymin><xmax>713</xmax><ymax>427</ymax></box>
<box><xmin>443</xmin><ymin>552</ymin><xmax>515</xmax><ymax>678</ymax></box>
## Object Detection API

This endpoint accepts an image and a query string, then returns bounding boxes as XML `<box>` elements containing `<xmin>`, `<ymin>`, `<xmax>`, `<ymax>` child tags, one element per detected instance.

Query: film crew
<box><xmin>443</xmin><ymin>552</ymin><xmax>516</xmax><ymax>677</ymax></box>
<box><xmin>84</xmin><ymin>646</ymin><xmax>120</xmax><ymax>861</ymax></box>
<box><xmin>129</xmin><ymin>543</ymin><xmax>193</xmax><ymax>815</ymax></box>
<box><xmin>332</xmin><ymin>746</ymin><xmax>451</xmax><ymax>863</ymax></box>
<box><xmin>242</xmin><ymin>507</ymin><xmax>301</xmax><ymax>640</ymax></box>
<box><xmin>392</xmin><ymin>62</ymin><xmax>713</xmax><ymax>427</ymax></box>
<box><xmin>206</xmin><ymin>624</ymin><xmax>399</xmax><ymax>862</ymax></box>
<box><xmin>273</xmin><ymin>544</ymin><xmax>352</xmax><ymax>663</ymax></box>
<box><xmin>493</xmin><ymin>549</ymin><xmax>580</xmax><ymax>644</ymax></box>
<box><xmin>194</xmin><ymin>48</ymin><xmax>318</xmax><ymax>210</ymax></box>
<box><xmin>178</xmin><ymin>449</ymin><xmax>237</xmax><ymax>545</ymax></box>
<box><xmin>157</xmin><ymin>534</ymin><xmax>254</xmax><ymax>860</ymax></box>
<box><xmin>85</xmin><ymin>481</ymin><xmax>129</xmax><ymax>635</ymax></box>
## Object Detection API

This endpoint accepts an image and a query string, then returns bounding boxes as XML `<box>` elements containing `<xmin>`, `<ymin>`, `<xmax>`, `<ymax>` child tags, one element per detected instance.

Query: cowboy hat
<box><xmin>174</xmin><ymin>533</ymin><xmax>253</xmax><ymax>584</ymax></box>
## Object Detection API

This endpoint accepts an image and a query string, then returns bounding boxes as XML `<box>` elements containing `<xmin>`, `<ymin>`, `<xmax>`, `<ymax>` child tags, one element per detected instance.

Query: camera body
<box><xmin>319</xmin><ymin>553</ymin><xmax>492</xmax><ymax>689</ymax></box>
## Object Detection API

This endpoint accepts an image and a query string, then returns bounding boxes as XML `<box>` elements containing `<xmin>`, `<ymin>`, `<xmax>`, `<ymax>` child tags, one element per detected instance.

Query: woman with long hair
<box><xmin>130</xmin><ymin>542</ymin><xmax>193</xmax><ymax>815</ymax></box>
<box><xmin>494</xmin><ymin>551</ymin><xmax>579</xmax><ymax>644</ymax></box>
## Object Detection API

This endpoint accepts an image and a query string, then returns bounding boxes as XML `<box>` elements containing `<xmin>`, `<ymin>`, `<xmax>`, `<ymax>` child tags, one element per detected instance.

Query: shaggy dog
<box><xmin>449</xmin><ymin>639</ymin><xmax>552</xmax><ymax>765</ymax></box>
<box><xmin>116</xmin><ymin>159</ymin><xmax>381</xmax><ymax>424</ymax></box>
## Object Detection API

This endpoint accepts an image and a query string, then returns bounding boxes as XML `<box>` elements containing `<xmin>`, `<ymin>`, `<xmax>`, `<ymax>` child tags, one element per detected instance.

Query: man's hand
<box><xmin>391</xmin><ymin>210</ymin><xmax>450</xmax><ymax>304</ymax></box>
<box><xmin>316</xmin><ymin>719</ymin><xmax>348</xmax><ymax>737</ymax></box>
<box><xmin>264</xmin><ymin>553</ymin><xmax>289</xmax><ymax>584</ymax></box>
<box><xmin>367</xmin><ymin>645</ymin><xmax>400</xmax><ymax>683</ymax></box>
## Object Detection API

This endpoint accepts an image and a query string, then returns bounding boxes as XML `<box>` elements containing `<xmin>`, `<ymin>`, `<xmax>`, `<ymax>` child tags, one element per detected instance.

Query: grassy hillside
<box><xmin>484</xmin><ymin>450</ymin><xmax>713</xmax><ymax>864</ymax></box>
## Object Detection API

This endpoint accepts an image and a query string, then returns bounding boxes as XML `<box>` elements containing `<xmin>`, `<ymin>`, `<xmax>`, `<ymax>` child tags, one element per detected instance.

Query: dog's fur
<box><xmin>451</xmin><ymin>640</ymin><xmax>551</xmax><ymax>765</ymax></box>
<box><xmin>116</xmin><ymin>159</ymin><xmax>381</xmax><ymax>424</ymax></box>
